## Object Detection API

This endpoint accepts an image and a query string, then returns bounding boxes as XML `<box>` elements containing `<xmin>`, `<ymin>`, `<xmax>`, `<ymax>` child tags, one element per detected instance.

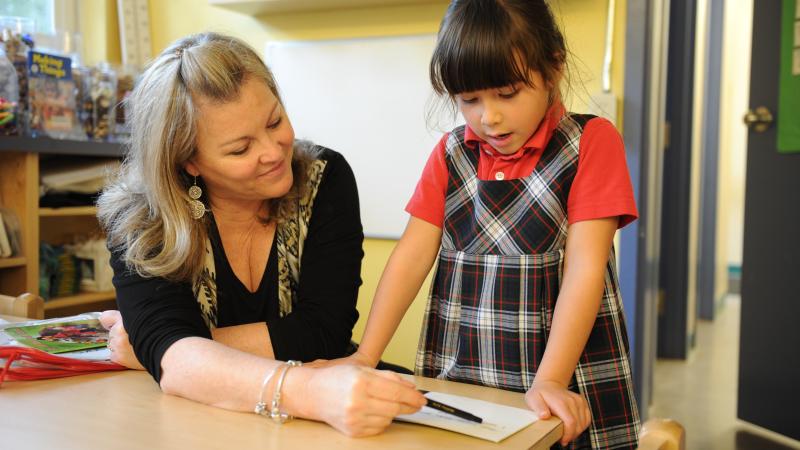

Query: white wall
<box><xmin>716</xmin><ymin>0</ymin><xmax>753</xmax><ymax>301</ymax></box>
<box><xmin>265</xmin><ymin>35</ymin><xmax>460</xmax><ymax>239</ymax></box>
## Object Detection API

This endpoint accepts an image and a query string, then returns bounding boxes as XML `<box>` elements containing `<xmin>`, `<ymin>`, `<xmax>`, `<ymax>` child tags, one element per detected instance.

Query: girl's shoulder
<box><xmin>562</xmin><ymin>113</ymin><xmax>620</xmax><ymax>135</ymax></box>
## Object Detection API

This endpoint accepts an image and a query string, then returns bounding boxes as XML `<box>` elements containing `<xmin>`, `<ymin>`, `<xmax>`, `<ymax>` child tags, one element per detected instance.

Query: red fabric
<box><xmin>0</xmin><ymin>346</ymin><xmax>126</xmax><ymax>386</ymax></box>
<box><xmin>406</xmin><ymin>106</ymin><xmax>638</xmax><ymax>229</ymax></box>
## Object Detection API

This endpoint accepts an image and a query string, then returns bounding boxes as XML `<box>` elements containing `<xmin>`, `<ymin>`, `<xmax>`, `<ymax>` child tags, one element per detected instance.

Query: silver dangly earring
<box><xmin>188</xmin><ymin>176</ymin><xmax>206</xmax><ymax>220</ymax></box>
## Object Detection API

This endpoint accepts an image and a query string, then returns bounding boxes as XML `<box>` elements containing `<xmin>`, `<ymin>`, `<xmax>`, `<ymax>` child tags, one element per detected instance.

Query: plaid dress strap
<box><xmin>417</xmin><ymin>114</ymin><xmax>640</xmax><ymax>449</ymax></box>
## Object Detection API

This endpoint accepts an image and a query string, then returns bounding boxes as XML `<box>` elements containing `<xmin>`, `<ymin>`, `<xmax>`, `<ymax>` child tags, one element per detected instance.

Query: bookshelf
<box><xmin>0</xmin><ymin>137</ymin><xmax>125</xmax><ymax>318</ymax></box>
<box><xmin>0</xmin><ymin>256</ymin><xmax>27</xmax><ymax>269</ymax></box>
<box><xmin>39</xmin><ymin>206</ymin><xmax>98</xmax><ymax>217</ymax></box>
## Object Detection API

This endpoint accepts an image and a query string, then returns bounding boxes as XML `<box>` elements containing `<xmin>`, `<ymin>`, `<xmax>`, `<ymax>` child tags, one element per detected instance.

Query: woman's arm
<box><xmin>102</xmin><ymin>310</ymin><xmax>274</xmax><ymax>367</ymax></box>
<box><xmin>156</xmin><ymin>336</ymin><xmax>425</xmax><ymax>437</ymax></box>
<box><xmin>343</xmin><ymin>216</ymin><xmax>442</xmax><ymax>367</ymax></box>
<box><xmin>524</xmin><ymin>216</ymin><xmax>617</xmax><ymax>445</ymax></box>
<box><xmin>105</xmin><ymin>258</ymin><xmax>425</xmax><ymax>437</ymax></box>
<box><xmin>102</xmin><ymin>309</ymin><xmax>275</xmax><ymax>369</ymax></box>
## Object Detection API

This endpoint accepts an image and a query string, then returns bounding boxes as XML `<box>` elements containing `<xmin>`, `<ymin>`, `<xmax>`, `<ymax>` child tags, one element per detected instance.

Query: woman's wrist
<box><xmin>277</xmin><ymin>366</ymin><xmax>317</xmax><ymax>420</ymax></box>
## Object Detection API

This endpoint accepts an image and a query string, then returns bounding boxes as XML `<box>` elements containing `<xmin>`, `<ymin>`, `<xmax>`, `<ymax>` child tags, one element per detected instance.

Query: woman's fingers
<box><xmin>371</xmin><ymin>369</ymin><xmax>418</xmax><ymax>388</ymax></box>
<box><xmin>368</xmin><ymin>370</ymin><xmax>426</xmax><ymax>409</ymax></box>
<box><xmin>314</xmin><ymin>366</ymin><xmax>426</xmax><ymax>437</ymax></box>
<box><xmin>99</xmin><ymin>313</ymin><xmax>145</xmax><ymax>370</ymax></box>
<box><xmin>99</xmin><ymin>309</ymin><xmax>121</xmax><ymax>330</ymax></box>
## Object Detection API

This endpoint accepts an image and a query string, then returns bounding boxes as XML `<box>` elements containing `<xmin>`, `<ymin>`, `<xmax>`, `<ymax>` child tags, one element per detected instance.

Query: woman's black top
<box><xmin>110</xmin><ymin>149</ymin><xmax>363</xmax><ymax>382</ymax></box>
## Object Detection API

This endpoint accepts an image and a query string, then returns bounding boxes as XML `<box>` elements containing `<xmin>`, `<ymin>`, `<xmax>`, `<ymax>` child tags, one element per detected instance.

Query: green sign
<box><xmin>777</xmin><ymin>0</ymin><xmax>800</xmax><ymax>153</ymax></box>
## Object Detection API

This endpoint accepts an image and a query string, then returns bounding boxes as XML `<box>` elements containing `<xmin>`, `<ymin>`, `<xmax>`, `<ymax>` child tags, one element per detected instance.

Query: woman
<box><xmin>96</xmin><ymin>32</ymin><xmax>425</xmax><ymax>437</ymax></box>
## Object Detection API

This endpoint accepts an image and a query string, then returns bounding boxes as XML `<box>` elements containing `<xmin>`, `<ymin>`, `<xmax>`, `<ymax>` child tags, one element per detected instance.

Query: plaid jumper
<box><xmin>416</xmin><ymin>114</ymin><xmax>640</xmax><ymax>449</ymax></box>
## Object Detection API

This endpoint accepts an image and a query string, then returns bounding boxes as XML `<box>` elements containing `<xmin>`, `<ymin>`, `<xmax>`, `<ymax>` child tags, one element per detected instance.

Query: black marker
<box><xmin>419</xmin><ymin>390</ymin><xmax>483</xmax><ymax>424</ymax></box>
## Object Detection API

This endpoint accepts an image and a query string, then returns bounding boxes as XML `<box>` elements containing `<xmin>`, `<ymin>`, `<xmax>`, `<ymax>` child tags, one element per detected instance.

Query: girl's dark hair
<box><xmin>430</xmin><ymin>0</ymin><xmax>566</xmax><ymax>96</ymax></box>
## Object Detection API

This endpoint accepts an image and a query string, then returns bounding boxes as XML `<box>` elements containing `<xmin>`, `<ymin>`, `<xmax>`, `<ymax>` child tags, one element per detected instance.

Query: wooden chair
<box><xmin>0</xmin><ymin>293</ymin><xmax>45</xmax><ymax>320</ymax></box>
<box><xmin>638</xmin><ymin>418</ymin><xmax>685</xmax><ymax>450</ymax></box>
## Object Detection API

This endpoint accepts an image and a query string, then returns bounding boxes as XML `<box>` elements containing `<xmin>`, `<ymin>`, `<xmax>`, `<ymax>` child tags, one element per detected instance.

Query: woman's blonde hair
<box><xmin>98</xmin><ymin>32</ymin><xmax>315</xmax><ymax>282</ymax></box>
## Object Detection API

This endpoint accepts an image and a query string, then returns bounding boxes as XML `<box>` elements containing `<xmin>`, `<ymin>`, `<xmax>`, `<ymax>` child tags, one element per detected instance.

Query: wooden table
<box><xmin>0</xmin><ymin>315</ymin><xmax>562</xmax><ymax>449</ymax></box>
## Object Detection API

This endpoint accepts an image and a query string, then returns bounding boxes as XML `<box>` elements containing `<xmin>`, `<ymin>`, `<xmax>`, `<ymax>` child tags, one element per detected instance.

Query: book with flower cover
<box><xmin>3</xmin><ymin>318</ymin><xmax>109</xmax><ymax>354</ymax></box>
<box><xmin>0</xmin><ymin>313</ymin><xmax>124</xmax><ymax>385</ymax></box>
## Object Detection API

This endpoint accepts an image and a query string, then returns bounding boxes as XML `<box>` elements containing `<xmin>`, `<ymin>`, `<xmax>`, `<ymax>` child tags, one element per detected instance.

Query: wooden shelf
<box><xmin>44</xmin><ymin>291</ymin><xmax>116</xmax><ymax>310</ymax></box>
<box><xmin>0</xmin><ymin>256</ymin><xmax>27</xmax><ymax>269</ymax></box>
<box><xmin>0</xmin><ymin>136</ymin><xmax>126</xmax><ymax>157</ymax></box>
<box><xmin>1</xmin><ymin>143</ymin><xmax>115</xmax><ymax>311</ymax></box>
<box><xmin>209</xmin><ymin>0</ymin><xmax>434</xmax><ymax>15</ymax></box>
<box><xmin>40</xmin><ymin>206</ymin><xmax>98</xmax><ymax>217</ymax></box>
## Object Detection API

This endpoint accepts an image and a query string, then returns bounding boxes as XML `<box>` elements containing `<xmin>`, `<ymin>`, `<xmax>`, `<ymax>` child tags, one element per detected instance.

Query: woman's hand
<box><xmin>525</xmin><ymin>380</ymin><xmax>592</xmax><ymax>446</ymax></box>
<box><xmin>99</xmin><ymin>310</ymin><xmax>145</xmax><ymax>371</ymax></box>
<box><xmin>302</xmin><ymin>365</ymin><xmax>426</xmax><ymax>437</ymax></box>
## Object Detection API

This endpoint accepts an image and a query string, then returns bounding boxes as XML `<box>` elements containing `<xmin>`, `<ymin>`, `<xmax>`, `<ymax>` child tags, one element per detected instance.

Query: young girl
<box><xmin>335</xmin><ymin>1</ymin><xmax>640</xmax><ymax>447</ymax></box>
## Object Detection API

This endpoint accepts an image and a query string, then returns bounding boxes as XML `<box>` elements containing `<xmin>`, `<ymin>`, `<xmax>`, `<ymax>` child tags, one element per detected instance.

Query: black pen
<box><xmin>419</xmin><ymin>390</ymin><xmax>483</xmax><ymax>424</ymax></box>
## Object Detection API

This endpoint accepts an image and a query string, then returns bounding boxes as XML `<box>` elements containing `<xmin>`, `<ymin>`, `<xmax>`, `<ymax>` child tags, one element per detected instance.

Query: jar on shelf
<box><xmin>112</xmin><ymin>64</ymin><xmax>137</xmax><ymax>142</ymax></box>
<box><xmin>0</xmin><ymin>16</ymin><xmax>34</xmax><ymax>135</ymax></box>
<box><xmin>0</xmin><ymin>44</ymin><xmax>19</xmax><ymax>135</ymax></box>
<box><xmin>81</xmin><ymin>63</ymin><xmax>117</xmax><ymax>141</ymax></box>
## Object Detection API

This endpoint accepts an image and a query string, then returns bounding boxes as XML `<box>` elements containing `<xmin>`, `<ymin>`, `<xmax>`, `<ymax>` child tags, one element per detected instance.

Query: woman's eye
<box><xmin>267</xmin><ymin>117</ymin><xmax>282</xmax><ymax>129</ymax></box>
<box><xmin>230</xmin><ymin>144</ymin><xmax>250</xmax><ymax>156</ymax></box>
<box><xmin>459</xmin><ymin>97</ymin><xmax>477</xmax><ymax>104</ymax></box>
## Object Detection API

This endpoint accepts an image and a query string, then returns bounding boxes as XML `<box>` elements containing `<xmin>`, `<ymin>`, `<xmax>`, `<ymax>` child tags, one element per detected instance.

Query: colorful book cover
<box><xmin>3</xmin><ymin>319</ymin><xmax>109</xmax><ymax>354</ymax></box>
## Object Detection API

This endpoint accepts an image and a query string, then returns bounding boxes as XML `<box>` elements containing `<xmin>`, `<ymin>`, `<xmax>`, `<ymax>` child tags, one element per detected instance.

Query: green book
<box><xmin>4</xmin><ymin>319</ymin><xmax>109</xmax><ymax>354</ymax></box>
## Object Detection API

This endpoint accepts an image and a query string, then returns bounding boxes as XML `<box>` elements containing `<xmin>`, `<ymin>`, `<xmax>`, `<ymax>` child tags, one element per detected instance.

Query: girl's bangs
<box><xmin>433</xmin><ymin>33</ymin><xmax>531</xmax><ymax>95</ymax></box>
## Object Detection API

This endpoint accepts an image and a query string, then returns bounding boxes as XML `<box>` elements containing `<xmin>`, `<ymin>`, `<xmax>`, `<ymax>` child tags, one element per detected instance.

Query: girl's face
<box><xmin>456</xmin><ymin>71</ymin><xmax>553</xmax><ymax>155</ymax></box>
<box><xmin>186</xmin><ymin>76</ymin><xmax>295</xmax><ymax>209</ymax></box>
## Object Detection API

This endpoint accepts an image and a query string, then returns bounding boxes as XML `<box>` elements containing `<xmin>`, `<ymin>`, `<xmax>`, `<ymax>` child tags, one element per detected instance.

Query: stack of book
<box><xmin>0</xmin><ymin>312</ymin><xmax>125</xmax><ymax>385</ymax></box>
<box><xmin>0</xmin><ymin>208</ymin><xmax>21</xmax><ymax>258</ymax></box>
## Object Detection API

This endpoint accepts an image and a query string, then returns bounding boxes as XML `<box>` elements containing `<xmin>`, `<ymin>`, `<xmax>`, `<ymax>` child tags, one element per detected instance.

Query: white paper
<box><xmin>396</xmin><ymin>391</ymin><xmax>538</xmax><ymax>443</ymax></box>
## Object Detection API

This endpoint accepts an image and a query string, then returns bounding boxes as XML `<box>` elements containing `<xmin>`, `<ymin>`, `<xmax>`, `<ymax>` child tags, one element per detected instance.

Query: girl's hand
<box><xmin>99</xmin><ymin>310</ymin><xmax>146</xmax><ymax>371</ymax></box>
<box><xmin>525</xmin><ymin>380</ymin><xmax>592</xmax><ymax>446</ymax></box>
<box><xmin>308</xmin><ymin>351</ymin><xmax>377</xmax><ymax>369</ymax></box>
<box><xmin>305</xmin><ymin>365</ymin><xmax>426</xmax><ymax>437</ymax></box>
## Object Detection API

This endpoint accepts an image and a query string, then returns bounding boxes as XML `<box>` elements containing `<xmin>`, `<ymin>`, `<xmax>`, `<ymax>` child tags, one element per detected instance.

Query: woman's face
<box><xmin>186</xmin><ymin>76</ymin><xmax>295</xmax><ymax>208</ymax></box>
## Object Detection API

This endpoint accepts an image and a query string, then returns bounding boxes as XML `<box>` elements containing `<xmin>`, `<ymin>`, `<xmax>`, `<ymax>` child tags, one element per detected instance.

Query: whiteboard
<box><xmin>265</xmin><ymin>35</ymin><xmax>462</xmax><ymax>239</ymax></box>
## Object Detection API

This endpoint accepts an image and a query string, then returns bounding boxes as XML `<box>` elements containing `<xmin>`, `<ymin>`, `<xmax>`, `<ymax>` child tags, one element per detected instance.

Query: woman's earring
<box><xmin>188</xmin><ymin>176</ymin><xmax>206</xmax><ymax>220</ymax></box>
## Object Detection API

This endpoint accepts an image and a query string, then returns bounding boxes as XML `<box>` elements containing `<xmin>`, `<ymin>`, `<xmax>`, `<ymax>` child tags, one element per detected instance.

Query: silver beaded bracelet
<box><xmin>269</xmin><ymin>360</ymin><xmax>303</xmax><ymax>424</ymax></box>
<box><xmin>254</xmin><ymin>365</ymin><xmax>281</xmax><ymax>417</ymax></box>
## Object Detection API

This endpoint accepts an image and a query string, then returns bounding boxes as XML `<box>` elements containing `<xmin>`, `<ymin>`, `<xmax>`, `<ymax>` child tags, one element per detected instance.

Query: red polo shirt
<box><xmin>406</xmin><ymin>104</ymin><xmax>638</xmax><ymax>229</ymax></box>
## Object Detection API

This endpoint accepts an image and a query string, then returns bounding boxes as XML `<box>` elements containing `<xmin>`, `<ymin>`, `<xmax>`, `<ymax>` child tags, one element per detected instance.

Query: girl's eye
<box><xmin>499</xmin><ymin>89</ymin><xmax>518</xmax><ymax>99</ymax></box>
<box><xmin>459</xmin><ymin>97</ymin><xmax>477</xmax><ymax>104</ymax></box>
<box><xmin>267</xmin><ymin>117</ymin><xmax>282</xmax><ymax>129</ymax></box>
